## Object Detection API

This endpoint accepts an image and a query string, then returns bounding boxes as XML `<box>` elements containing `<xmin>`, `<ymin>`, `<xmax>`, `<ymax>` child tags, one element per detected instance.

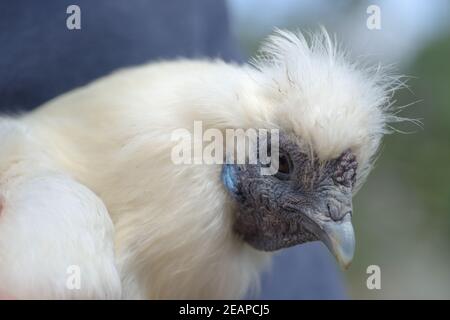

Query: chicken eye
<box><xmin>275</xmin><ymin>152</ymin><xmax>292</xmax><ymax>179</ymax></box>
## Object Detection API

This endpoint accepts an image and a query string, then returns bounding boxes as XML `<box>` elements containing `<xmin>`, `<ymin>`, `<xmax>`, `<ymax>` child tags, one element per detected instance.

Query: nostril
<box><xmin>326</xmin><ymin>202</ymin><xmax>340</xmax><ymax>221</ymax></box>
<box><xmin>327</xmin><ymin>202</ymin><xmax>351</xmax><ymax>222</ymax></box>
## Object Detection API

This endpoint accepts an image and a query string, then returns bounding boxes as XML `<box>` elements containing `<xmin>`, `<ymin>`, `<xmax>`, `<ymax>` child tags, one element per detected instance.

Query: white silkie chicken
<box><xmin>0</xmin><ymin>30</ymin><xmax>401</xmax><ymax>299</ymax></box>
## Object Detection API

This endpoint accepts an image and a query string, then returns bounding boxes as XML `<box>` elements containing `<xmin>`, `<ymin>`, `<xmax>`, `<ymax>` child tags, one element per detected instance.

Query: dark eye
<box><xmin>275</xmin><ymin>152</ymin><xmax>293</xmax><ymax>180</ymax></box>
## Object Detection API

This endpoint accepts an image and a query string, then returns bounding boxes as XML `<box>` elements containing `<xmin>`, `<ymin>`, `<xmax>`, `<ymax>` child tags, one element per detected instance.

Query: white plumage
<box><xmin>0</xmin><ymin>30</ymin><xmax>400</xmax><ymax>299</ymax></box>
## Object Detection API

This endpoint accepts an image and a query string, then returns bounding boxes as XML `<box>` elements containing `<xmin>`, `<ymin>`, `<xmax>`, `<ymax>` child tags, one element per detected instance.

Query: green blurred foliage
<box><xmin>388</xmin><ymin>35</ymin><xmax>450</xmax><ymax>239</ymax></box>
<box><xmin>347</xmin><ymin>34</ymin><xmax>450</xmax><ymax>299</ymax></box>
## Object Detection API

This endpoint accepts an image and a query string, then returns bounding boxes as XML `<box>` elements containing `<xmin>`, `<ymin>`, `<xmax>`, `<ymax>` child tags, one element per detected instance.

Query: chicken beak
<box><xmin>304</xmin><ymin>212</ymin><xmax>355</xmax><ymax>269</ymax></box>
<box><xmin>320</xmin><ymin>213</ymin><xmax>355</xmax><ymax>269</ymax></box>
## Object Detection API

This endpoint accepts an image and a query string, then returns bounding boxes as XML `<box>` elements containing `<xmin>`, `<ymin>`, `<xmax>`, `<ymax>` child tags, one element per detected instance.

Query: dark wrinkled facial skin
<box><xmin>222</xmin><ymin>133</ymin><xmax>357</xmax><ymax>252</ymax></box>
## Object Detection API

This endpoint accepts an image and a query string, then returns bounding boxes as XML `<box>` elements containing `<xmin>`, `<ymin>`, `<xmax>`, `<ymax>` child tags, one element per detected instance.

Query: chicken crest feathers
<box><xmin>250</xmin><ymin>28</ymin><xmax>405</xmax><ymax>189</ymax></box>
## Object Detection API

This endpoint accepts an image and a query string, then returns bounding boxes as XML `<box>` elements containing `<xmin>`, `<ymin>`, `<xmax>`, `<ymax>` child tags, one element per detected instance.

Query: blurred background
<box><xmin>227</xmin><ymin>0</ymin><xmax>450</xmax><ymax>299</ymax></box>
<box><xmin>1</xmin><ymin>0</ymin><xmax>448</xmax><ymax>300</ymax></box>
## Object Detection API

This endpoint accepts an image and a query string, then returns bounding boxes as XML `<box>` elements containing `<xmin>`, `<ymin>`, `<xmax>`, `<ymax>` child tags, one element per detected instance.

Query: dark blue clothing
<box><xmin>0</xmin><ymin>0</ymin><xmax>240</xmax><ymax>112</ymax></box>
<box><xmin>255</xmin><ymin>243</ymin><xmax>347</xmax><ymax>299</ymax></box>
<box><xmin>0</xmin><ymin>0</ymin><xmax>347</xmax><ymax>299</ymax></box>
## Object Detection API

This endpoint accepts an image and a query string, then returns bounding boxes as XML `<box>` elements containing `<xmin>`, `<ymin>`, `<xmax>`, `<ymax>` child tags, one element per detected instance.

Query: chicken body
<box><xmin>0</xmin><ymin>60</ymin><xmax>270</xmax><ymax>299</ymax></box>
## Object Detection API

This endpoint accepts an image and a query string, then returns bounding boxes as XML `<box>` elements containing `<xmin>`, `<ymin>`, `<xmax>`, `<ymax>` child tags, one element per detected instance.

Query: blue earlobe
<box><xmin>221</xmin><ymin>164</ymin><xmax>241</xmax><ymax>199</ymax></box>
